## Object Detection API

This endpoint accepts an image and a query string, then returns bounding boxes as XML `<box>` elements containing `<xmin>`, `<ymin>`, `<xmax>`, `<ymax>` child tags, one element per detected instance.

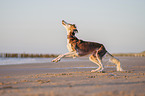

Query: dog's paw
<box><xmin>91</xmin><ymin>70</ymin><xmax>97</xmax><ymax>73</ymax></box>
<box><xmin>91</xmin><ymin>69</ymin><xmax>105</xmax><ymax>73</ymax></box>
<box><xmin>52</xmin><ymin>58</ymin><xmax>61</xmax><ymax>63</ymax></box>
<box><xmin>117</xmin><ymin>67</ymin><xmax>124</xmax><ymax>71</ymax></box>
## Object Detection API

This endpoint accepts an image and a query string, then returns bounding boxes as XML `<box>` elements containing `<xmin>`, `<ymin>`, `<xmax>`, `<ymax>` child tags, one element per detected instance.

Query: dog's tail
<box><xmin>106</xmin><ymin>51</ymin><xmax>123</xmax><ymax>71</ymax></box>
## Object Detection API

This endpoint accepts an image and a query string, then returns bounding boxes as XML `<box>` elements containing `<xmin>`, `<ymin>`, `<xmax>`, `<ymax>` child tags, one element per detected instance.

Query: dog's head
<box><xmin>62</xmin><ymin>20</ymin><xmax>78</xmax><ymax>35</ymax></box>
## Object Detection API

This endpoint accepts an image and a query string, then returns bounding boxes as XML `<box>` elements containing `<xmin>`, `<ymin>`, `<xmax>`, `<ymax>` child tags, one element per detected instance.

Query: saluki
<box><xmin>52</xmin><ymin>20</ymin><xmax>123</xmax><ymax>72</ymax></box>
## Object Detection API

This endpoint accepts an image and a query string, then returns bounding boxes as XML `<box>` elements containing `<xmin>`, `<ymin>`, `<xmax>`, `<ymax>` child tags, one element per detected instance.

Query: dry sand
<box><xmin>0</xmin><ymin>57</ymin><xmax>145</xmax><ymax>96</ymax></box>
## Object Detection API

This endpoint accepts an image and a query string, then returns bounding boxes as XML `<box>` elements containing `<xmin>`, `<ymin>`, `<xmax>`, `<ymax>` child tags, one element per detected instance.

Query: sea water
<box><xmin>0</xmin><ymin>57</ymin><xmax>87</xmax><ymax>65</ymax></box>
<box><xmin>0</xmin><ymin>58</ymin><xmax>50</xmax><ymax>65</ymax></box>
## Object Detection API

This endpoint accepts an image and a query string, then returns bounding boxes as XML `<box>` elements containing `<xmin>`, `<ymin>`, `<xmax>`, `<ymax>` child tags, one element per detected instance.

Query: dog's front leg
<box><xmin>52</xmin><ymin>54</ymin><xmax>64</xmax><ymax>63</ymax></box>
<box><xmin>52</xmin><ymin>51</ymin><xmax>78</xmax><ymax>63</ymax></box>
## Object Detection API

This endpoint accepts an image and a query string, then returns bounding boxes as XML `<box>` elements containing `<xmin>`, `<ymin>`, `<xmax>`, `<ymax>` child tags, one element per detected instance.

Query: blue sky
<box><xmin>0</xmin><ymin>0</ymin><xmax>145</xmax><ymax>54</ymax></box>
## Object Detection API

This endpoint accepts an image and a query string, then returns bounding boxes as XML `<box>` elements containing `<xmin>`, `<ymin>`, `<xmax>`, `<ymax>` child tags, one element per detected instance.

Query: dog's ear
<box><xmin>73</xmin><ymin>29</ymin><xmax>78</xmax><ymax>33</ymax></box>
<box><xmin>72</xmin><ymin>24</ymin><xmax>78</xmax><ymax>33</ymax></box>
<box><xmin>72</xmin><ymin>24</ymin><xmax>76</xmax><ymax>28</ymax></box>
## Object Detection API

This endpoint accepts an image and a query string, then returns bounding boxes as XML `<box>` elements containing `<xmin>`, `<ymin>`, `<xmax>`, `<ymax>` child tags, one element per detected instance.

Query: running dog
<box><xmin>52</xmin><ymin>20</ymin><xmax>123</xmax><ymax>72</ymax></box>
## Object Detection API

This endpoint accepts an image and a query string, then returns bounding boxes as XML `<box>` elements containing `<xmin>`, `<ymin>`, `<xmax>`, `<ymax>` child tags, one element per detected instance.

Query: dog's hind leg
<box><xmin>89</xmin><ymin>54</ymin><xmax>104</xmax><ymax>72</ymax></box>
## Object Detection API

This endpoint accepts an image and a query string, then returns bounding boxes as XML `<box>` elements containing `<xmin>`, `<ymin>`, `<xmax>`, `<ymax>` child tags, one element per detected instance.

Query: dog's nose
<box><xmin>62</xmin><ymin>20</ymin><xmax>67</xmax><ymax>25</ymax></box>
<box><xmin>62</xmin><ymin>20</ymin><xmax>65</xmax><ymax>25</ymax></box>
<box><xmin>62</xmin><ymin>20</ymin><xmax>64</xmax><ymax>22</ymax></box>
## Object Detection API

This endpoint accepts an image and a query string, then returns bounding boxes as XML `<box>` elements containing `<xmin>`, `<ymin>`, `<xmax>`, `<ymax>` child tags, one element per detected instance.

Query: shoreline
<box><xmin>0</xmin><ymin>56</ymin><xmax>145</xmax><ymax>66</ymax></box>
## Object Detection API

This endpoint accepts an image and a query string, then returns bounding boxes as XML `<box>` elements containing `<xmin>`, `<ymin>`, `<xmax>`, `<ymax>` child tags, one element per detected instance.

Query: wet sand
<box><xmin>0</xmin><ymin>57</ymin><xmax>145</xmax><ymax>96</ymax></box>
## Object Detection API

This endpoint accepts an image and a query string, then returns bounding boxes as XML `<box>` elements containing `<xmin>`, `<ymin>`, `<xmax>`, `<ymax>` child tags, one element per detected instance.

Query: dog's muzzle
<box><xmin>62</xmin><ymin>20</ymin><xmax>67</xmax><ymax>25</ymax></box>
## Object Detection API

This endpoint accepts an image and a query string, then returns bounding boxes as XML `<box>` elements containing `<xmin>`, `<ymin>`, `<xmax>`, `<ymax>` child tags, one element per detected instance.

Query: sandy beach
<box><xmin>0</xmin><ymin>57</ymin><xmax>145</xmax><ymax>96</ymax></box>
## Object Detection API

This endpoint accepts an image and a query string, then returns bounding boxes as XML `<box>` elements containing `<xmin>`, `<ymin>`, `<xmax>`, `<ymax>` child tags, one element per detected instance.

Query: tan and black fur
<box><xmin>52</xmin><ymin>20</ymin><xmax>123</xmax><ymax>72</ymax></box>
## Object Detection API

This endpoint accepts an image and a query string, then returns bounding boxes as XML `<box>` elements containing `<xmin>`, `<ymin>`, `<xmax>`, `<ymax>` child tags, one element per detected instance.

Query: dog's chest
<box><xmin>67</xmin><ymin>39</ymin><xmax>75</xmax><ymax>52</ymax></box>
